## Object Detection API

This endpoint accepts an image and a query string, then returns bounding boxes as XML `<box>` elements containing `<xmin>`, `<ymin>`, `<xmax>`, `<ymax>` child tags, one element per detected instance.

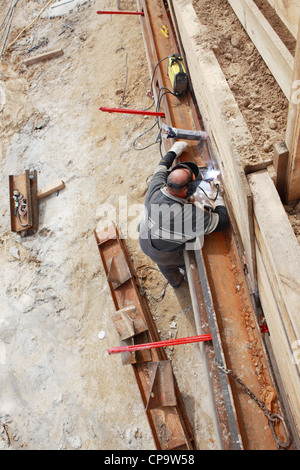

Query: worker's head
<box><xmin>166</xmin><ymin>162</ymin><xmax>200</xmax><ymax>199</ymax></box>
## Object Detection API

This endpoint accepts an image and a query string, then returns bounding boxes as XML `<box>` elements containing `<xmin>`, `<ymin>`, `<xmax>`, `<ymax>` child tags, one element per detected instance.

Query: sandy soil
<box><xmin>0</xmin><ymin>0</ymin><xmax>220</xmax><ymax>450</ymax></box>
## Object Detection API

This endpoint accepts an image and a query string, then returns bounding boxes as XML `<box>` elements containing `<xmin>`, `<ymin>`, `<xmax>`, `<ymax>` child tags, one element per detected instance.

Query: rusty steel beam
<box><xmin>94</xmin><ymin>223</ymin><xmax>196</xmax><ymax>450</ymax></box>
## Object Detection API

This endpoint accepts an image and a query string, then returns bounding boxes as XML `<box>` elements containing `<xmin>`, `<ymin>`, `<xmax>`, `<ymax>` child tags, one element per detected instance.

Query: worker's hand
<box><xmin>169</xmin><ymin>141</ymin><xmax>188</xmax><ymax>157</ymax></box>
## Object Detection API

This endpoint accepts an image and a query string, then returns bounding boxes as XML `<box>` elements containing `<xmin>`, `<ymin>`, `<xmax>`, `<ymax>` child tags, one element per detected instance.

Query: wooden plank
<box><xmin>23</xmin><ymin>48</ymin><xmax>64</xmax><ymax>66</ymax></box>
<box><xmin>248</xmin><ymin>170</ymin><xmax>300</xmax><ymax>442</ymax></box>
<box><xmin>227</xmin><ymin>0</ymin><xmax>294</xmax><ymax>100</ymax></box>
<box><xmin>285</xmin><ymin>21</ymin><xmax>300</xmax><ymax>201</ymax></box>
<box><xmin>37</xmin><ymin>180</ymin><xmax>65</xmax><ymax>200</ymax></box>
<box><xmin>170</xmin><ymin>0</ymin><xmax>257</xmax><ymax>288</ymax></box>
<box><xmin>266</xmin><ymin>0</ymin><xmax>300</xmax><ymax>39</ymax></box>
<box><xmin>256</xmin><ymin>244</ymin><xmax>300</xmax><ymax>448</ymax></box>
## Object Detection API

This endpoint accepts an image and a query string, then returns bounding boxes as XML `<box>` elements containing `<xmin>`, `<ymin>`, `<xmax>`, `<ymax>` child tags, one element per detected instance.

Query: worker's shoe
<box><xmin>172</xmin><ymin>268</ymin><xmax>188</xmax><ymax>289</ymax></box>
<box><xmin>170</xmin><ymin>141</ymin><xmax>188</xmax><ymax>157</ymax></box>
<box><xmin>172</xmin><ymin>272</ymin><xmax>186</xmax><ymax>289</ymax></box>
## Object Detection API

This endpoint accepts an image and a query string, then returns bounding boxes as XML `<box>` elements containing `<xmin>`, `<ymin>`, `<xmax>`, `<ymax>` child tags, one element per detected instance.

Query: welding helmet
<box><xmin>167</xmin><ymin>161</ymin><xmax>202</xmax><ymax>198</ymax></box>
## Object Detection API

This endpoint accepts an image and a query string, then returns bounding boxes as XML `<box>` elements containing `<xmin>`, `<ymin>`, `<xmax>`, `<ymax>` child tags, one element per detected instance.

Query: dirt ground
<box><xmin>0</xmin><ymin>0</ymin><xmax>299</xmax><ymax>451</ymax></box>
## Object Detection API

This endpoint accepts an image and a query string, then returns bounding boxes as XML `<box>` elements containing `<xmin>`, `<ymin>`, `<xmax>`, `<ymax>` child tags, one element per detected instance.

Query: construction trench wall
<box><xmin>169</xmin><ymin>0</ymin><xmax>300</xmax><ymax>446</ymax></box>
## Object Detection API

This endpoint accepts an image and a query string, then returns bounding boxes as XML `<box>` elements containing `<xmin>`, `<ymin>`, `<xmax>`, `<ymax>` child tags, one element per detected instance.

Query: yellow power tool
<box><xmin>167</xmin><ymin>54</ymin><xmax>188</xmax><ymax>96</ymax></box>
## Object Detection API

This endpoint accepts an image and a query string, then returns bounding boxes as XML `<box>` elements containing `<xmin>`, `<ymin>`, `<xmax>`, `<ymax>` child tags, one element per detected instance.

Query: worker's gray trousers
<box><xmin>139</xmin><ymin>236</ymin><xmax>186</xmax><ymax>287</ymax></box>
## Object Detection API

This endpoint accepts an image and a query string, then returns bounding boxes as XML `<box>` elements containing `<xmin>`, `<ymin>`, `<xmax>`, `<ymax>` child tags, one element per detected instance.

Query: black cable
<box><xmin>198</xmin><ymin>183</ymin><xmax>220</xmax><ymax>202</ymax></box>
<box><xmin>140</xmin><ymin>266</ymin><xmax>169</xmax><ymax>302</ymax></box>
<box><xmin>132</xmin><ymin>56</ymin><xmax>175</xmax><ymax>154</ymax></box>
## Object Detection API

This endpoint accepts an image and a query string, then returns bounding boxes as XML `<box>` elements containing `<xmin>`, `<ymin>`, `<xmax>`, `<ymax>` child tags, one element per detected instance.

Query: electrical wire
<box><xmin>0</xmin><ymin>0</ymin><xmax>19</xmax><ymax>61</ymax></box>
<box><xmin>132</xmin><ymin>55</ymin><xmax>175</xmax><ymax>156</ymax></box>
<box><xmin>198</xmin><ymin>183</ymin><xmax>220</xmax><ymax>202</ymax></box>
<box><xmin>140</xmin><ymin>266</ymin><xmax>169</xmax><ymax>302</ymax></box>
<box><xmin>6</xmin><ymin>0</ymin><xmax>55</xmax><ymax>51</ymax></box>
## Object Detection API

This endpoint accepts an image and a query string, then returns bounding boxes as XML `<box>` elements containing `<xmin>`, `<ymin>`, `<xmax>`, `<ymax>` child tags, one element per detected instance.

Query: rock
<box><xmin>231</xmin><ymin>34</ymin><xmax>242</xmax><ymax>48</ymax></box>
<box><xmin>295</xmin><ymin>201</ymin><xmax>300</xmax><ymax>213</ymax></box>
<box><xmin>268</xmin><ymin>119</ymin><xmax>277</xmax><ymax>130</ymax></box>
<box><xmin>263</xmin><ymin>141</ymin><xmax>272</xmax><ymax>153</ymax></box>
<box><xmin>253</xmin><ymin>104</ymin><xmax>263</xmax><ymax>111</ymax></box>
<box><xmin>34</xmin><ymin>113</ymin><xmax>49</xmax><ymax>130</ymax></box>
<box><xmin>68</xmin><ymin>436</ymin><xmax>82</xmax><ymax>449</ymax></box>
<box><xmin>242</xmin><ymin>97</ymin><xmax>250</xmax><ymax>108</ymax></box>
<box><xmin>9</xmin><ymin>246</ymin><xmax>20</xmax><ymax>260</ymax></box>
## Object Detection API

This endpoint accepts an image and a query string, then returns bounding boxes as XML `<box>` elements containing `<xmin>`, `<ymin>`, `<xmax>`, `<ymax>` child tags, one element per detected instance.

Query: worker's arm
<box><xmin>191</xmin><ymin>183</ymin><xmax>229</xmax><ymax>234</ymax></box>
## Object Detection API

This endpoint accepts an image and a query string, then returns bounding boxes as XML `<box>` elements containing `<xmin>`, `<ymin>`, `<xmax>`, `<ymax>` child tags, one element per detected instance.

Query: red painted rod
<box><xmin>107</xmin><ymin>334</ymin><xmax>213</xmax><ymax>355</ymax></box>
<box><xmin>99</xmin><ymin>107</ymin><xmax>165</xmax><ymax>117</ymax></box>
<box><xmin>107</xmin><ymin>325</ymin><xmax>269</xmax><ymax>355</ymax></box>
<box><xmin>97</xmin><ymin>11</ymin><xmax>144</xmax><ymax>16</ymax></box>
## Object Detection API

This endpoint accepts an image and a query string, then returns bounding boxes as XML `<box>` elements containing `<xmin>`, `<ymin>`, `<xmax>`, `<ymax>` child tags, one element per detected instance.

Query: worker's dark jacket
<box><xmin>139</xmin><ymin>151</ymin><xmax>228</xmax><ymax>253</ymax></box>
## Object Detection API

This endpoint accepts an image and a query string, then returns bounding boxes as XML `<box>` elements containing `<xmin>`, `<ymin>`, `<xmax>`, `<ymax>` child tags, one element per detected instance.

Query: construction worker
<box><xmin>139</xmin><ymin>141</ymin><xmax>228</xmax><ymax>288</ymax></box>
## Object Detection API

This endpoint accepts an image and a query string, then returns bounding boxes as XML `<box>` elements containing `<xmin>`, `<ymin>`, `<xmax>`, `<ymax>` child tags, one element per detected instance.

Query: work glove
<box><xmin>169</xmin><ymin>141</ymin><xmax>188</xmax><ymax>157</ymax></box>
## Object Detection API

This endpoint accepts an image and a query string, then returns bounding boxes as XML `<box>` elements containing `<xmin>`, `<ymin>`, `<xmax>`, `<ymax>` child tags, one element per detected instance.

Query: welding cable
<box><xmin>198</xmin><ymin>183</ymin><xmax>220</xmax><ymax>202</ymax></box>
<box><xmin>132</xmin><ymin>86</ymin><xmax>176</xmax><ymax>155</ymax></box>
<box><xmin>0</xmin><ymin>0</ymin><xmax>13</xmax><ymax>32</ymax></box>
<box><xmin>140</xmin><ymin>266</ymin><xmax>169</xmax><ymax>302</ymax></box>
<box><xmin>6</xmin><ymin>0</ymin><xmax>55</xmax><ymax>51</ymax></box>
<box><xmin>16</xmin><ymin>200</ymin><xmax>29</xmax><ymax>228</ymax></box>
<box><xmin>0</xmin><ymin>0</ymin><xmax>18</xmax><ymax>61</ymax></box>
<box><xmin>132</xmin><ymin>119</ymin><xmax>160</xmax><ymax>150</ymax></box>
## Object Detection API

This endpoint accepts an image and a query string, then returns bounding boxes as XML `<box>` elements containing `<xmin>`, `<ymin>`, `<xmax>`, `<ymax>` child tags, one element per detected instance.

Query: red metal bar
<box><xmin>99</xmin><ymin>106</ymin><xmax>165</xmax><ymax>117</ymax></box>
<box><xmin>107</xmin><ymin>325</ymin><xmax>269</xmax><ymax>355</ymax></box>
<box><xmin>97</xmin><ymin>11</ymin><xmax>144</xmax><ymax>16</ymax></box>
<box><xmin>108</xmin><ymin>334</ymin><xmax>213</xmax><ymax>355</ymax></box>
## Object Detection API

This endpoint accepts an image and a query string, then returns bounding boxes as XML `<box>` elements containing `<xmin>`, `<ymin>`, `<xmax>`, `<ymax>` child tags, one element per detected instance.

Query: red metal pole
<box><xmin>107</xmin><ymin>334</ymin><xmax>213</xmax><ymax>355</ymax></box>
<box><xmin>99</xmin><ymin>107</ymin><xmax>165</xmax><ymax>117</ymax></box>
<box><xmin>107</xmin><ymin>325</ymin><xmax>269</xmax><ymax>355</ymax></box>
<box><xmin>97</xmin><ymin>11</ymin><xmax>144</xmax><ymax>16</ymax></box>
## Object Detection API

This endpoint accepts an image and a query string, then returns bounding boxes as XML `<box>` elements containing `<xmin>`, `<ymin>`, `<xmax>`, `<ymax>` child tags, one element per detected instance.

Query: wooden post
<box><xmin>266</xmin><ymin>0</ymin><xmax>300</xmax><ymax>39</ymax></box>
<box><xmin>273</xmin><ymin>142</ymin><xmax>289</xmax><ymax>199</ymax></box>
<box><xmin>285</xmin><ymin>20</ymin><xmax>300</xmax><ymax>202</ymax></box>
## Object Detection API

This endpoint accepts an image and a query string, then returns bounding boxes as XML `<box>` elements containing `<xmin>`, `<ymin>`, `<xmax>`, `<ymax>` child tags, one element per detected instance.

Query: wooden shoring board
<box><xmin>168</xmin><ymin>0</ymin><xmax>257</xmax><ymax>290</ymax></box>
<box><xmin>227</xmin><ymin>0</ymin><xmax>294</xmax><ymax>100</ymax></box>
<box><xmin>248</xmin><ymin>170</ymin><xmax>300</xmax><ymax>446</ymax></box>
<box><xmin>94</xmin><ymin>224</ymin><xmax>196</xmax><ymax>450</ymax></box>
<box><xmin>266</xmin><ymin>0</ymin><xmax>300</xmax><ymax>39</ymax></box>
<box><xmin>285</xmin><ymin>20</ymin><xmax>300</xmax><ymax>202</ymax></box>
